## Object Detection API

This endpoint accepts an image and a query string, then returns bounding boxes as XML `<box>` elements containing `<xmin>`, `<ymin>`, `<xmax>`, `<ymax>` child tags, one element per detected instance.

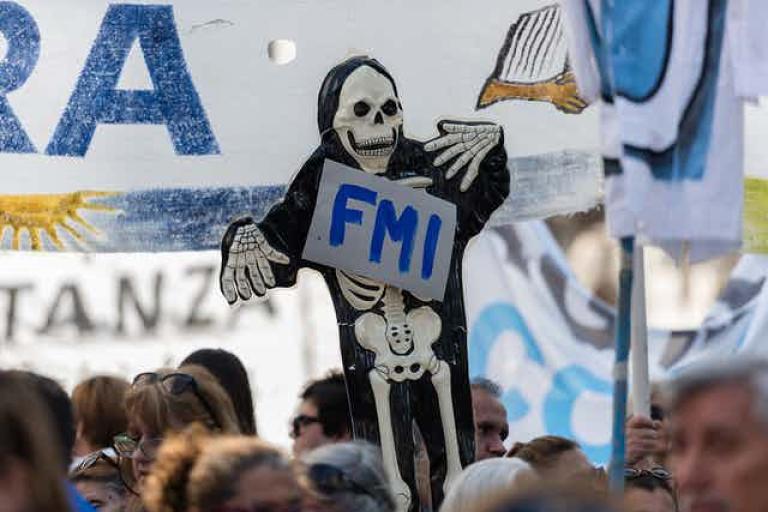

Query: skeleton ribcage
<box><xmin>336</xmin><ymin>269</ymin><xmax>386</xmax><ymax>311</ymax></box>
<box><xmin>498</xmin><ymin>4</ymin><xmax>568</xmax><ymax>84</ymax></box>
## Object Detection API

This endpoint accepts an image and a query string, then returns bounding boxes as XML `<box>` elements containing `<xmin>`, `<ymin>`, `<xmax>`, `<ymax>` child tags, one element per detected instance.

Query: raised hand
<box><xmin>424</xmin><ymin>122</ymin><xmax>501</xmax><ymax>192</ymax></box>
<box><xmin>219</xmin><ymin>218</ymin><xmax>290</xmax><ymax>304</ymax></box>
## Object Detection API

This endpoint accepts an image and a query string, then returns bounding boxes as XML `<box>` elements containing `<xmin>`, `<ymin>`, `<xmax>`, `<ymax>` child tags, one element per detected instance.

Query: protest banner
<box><xmin>1</xmin><ymin>0</ymin><xmax>600</xmax><ymax>252</ymax></box>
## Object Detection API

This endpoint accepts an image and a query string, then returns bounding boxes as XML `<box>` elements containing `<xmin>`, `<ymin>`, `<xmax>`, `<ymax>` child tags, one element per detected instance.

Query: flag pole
<box><xmin>609</xmin><ymin>236</ymin><xmax>634</xmax><ymax>492</ymax></box>
<box><xmin>630</xmin><ymin>244</ymin><xmax>651</xmax><ymax>417</ymax></box>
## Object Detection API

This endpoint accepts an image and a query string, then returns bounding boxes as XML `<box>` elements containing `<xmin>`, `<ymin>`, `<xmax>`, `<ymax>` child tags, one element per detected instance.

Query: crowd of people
<box><xmin>2</xmin><ymin>348</ymin><xmax>767</xmax><ymax>512</ymax></box>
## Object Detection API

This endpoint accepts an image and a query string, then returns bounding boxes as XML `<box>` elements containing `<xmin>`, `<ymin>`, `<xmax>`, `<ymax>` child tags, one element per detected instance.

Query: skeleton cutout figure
<box><xmin>220</xmin><ymin>56</ymin><xmax>509</xmax><ymax>512</ymax></box>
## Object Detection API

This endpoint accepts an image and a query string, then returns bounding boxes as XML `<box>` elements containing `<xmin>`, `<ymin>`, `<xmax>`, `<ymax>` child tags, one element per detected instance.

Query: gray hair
<box><xmin>303</xmin><ymin>441</ymin><xmax>396</xmax><ymax>512</ymax></box>
<box><xmin>471</xmin><ymin>377</ymin><xmax>503</xmax><ymax>398</ymax></box>
<box><xmin>665</xmin><ymin>356</ymin><xmax>768</xmax><ymax>425</ymax></box>
<box><xmin>440</xmin><ymin>458</ymin><xmax>535</xmax><ymax>512</ymax></box>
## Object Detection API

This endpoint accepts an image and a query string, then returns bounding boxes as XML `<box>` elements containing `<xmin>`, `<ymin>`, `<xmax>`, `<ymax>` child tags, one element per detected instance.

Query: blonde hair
<box><xmin>143</xmin><ymin>425</ymin><xmax>294</xmax><ymax>512</ymax></box>
<box><xmin>440</xmin><ymin>458</ymin><xmax>536</xmax><ymax>512</ymax></box>
<box><xmin>73</xmin><ymin>375</ymin><xmax>130</xmax><ymax>449</ymax></box>
<box><xmin>0</xmin><ymin>371</ymin><xmax>70</xmax><ymax>511</ymax></box>
<box><xmin>125</xmin><ymin>365</ymin><xmax>240</xmax><ymax>436</ymax></box>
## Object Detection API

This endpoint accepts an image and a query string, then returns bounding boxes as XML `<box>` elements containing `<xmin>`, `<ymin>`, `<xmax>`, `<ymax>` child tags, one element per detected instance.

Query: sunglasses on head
<box><xmin>75</xmin><ymin>445</ymin><xmax>140</xmax><ymax>497</ymax></box>
<box><xmin>71</xmin><ymin>448</ymin><xmax>120</xmax><ymax>475</ymax></box>
<box><xmin>308</xmin><ymin>463</ymin><xmax>378</xmax><ymax>501</ymax></box>
<box><xmin>624</xmin><ymin>466</ymin><xmax>672</xmax><ymax>481</ymax></box>
<box><xmin>132</xmin><ymin>372</ymin><xmax>222</xmax><ymax>430</ymax></box>
<box><xmin>289</xmin><ymin>414</ymin><xmax>321</xmax><ymax>438</ymax></box>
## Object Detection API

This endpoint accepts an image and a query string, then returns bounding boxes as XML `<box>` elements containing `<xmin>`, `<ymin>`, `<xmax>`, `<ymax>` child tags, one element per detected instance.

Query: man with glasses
<box><xmin>667</xmin><ymin>357</ymin><xmax>768</xmax><ymax>512</ymax></box>
<box><xmin>292</xmin><ymin>371</ymin><xmax>352</xmax><ymax>456</ymax></box>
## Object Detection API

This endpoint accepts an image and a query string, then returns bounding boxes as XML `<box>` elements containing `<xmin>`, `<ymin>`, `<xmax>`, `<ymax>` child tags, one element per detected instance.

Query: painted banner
<box><xmin>1</xmin><ymin>0</ymin><xmax>600</xmax><ymax>252</ymax></box>
<box><xmin>304</xmin><ymin>160</ymin><xmax>456</xmax><ymax>300</ymax></box>
<box><xmin>465</xmin><ymin>222</ymin><xmax>768</xmax><ymax>464</ymax></box>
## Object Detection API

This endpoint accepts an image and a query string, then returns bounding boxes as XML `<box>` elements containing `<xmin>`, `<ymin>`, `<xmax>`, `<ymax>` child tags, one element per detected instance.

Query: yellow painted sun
<box><xmin>0</xmin><ymin>191</ymin><xmax>117</xmax><ymax>251</ymax></box>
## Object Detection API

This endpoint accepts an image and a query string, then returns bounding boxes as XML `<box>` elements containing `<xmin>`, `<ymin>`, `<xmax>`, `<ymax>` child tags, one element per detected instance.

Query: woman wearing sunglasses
<box><xmin>143</xmin><ymin>425</ymin><xmax>303</xmax><ymax>512</ymax></box>
<box><xmin>116</xmin><ymin>365</ymin><xmax>241</xmax><ymax>496</ymax></box>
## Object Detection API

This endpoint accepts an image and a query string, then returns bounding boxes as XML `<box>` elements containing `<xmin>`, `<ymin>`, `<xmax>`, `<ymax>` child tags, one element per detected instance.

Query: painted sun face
<box><xmin>0</xmin><ymin>191</ymin><xmax>116</xmax><ymax>250</ymax></box>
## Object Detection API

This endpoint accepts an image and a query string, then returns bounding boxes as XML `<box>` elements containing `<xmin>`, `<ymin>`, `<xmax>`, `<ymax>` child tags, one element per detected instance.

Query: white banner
<box><xmin>0</xmin><ymin>0</ymin><xmax>600</xmax><ymax>251</ymax></box>
<box><xmin>465</xmin><ymin>222</ymin><xmax>768</xmax><ymax>464</ymax></box>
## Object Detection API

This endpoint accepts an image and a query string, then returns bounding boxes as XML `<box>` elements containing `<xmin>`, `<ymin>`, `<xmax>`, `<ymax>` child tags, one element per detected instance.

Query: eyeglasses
<box><xmin>624</xmin><ymin>467</ymin><xmax>672</xmax><ymax>481</ymax></box>
<box><xmin>132</xmin><ymin>372</ymin><xmax>222</xmax><ymax>430</ymax></box>
<box><xmin>289</xmin><ymin>414</ymin><xmax>321</xmax><ymax>439</ymax></box>
<box><xmin>308</xmin><ymin>463</ymin><xmax>378</xmax><ymax>501</ymax></box>
<box><xmin>113</xmin><ymin>433</ymin><xmax>164</xmax><ymax>460</ymax></box>
<box><xmin>71</xmin><ymin>448</ymin><xmax>120</xmax><ymax>475</ymax></box>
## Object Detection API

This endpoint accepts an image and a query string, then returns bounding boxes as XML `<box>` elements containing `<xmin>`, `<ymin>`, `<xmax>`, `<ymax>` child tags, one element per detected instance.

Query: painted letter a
<box><xmin>46</xmin><ymin>4</ymin><xmax>219</xmax><ymax>157</ymax></box>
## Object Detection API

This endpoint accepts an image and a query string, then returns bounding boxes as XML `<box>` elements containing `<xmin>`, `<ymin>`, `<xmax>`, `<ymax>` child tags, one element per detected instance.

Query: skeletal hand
<box><xmin>220</xmin><ymin>218</ymin><xmax>290</xmax><ymax>304</ymax></box>
<box><xmin>549</xmin><ymin>70</ymin><xmax>588</xmax><ymax>114</ymax></box>
<box><xmin>424</xmin><ymin>122</ymin><xmax>501</xmax><ymax>192</ymax></box>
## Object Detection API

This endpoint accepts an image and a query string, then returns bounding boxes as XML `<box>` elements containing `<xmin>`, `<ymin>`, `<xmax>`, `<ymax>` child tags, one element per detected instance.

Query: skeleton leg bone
<box><xmin>430</xmin><ymin>360</ymin><xmax>463</xmax><ymax>495</ymax></box>
<box><xmin>369</xmin><ymin>369</ymin><xmax>412</xmax><ymax>512</ymax></box>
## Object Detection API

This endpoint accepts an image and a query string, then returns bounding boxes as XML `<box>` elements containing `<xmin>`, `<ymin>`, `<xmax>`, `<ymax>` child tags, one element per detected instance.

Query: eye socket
<box><xmin>354</xmin><ymin>101</ymin><xmax>371</xmax><ymax>117</ymax></box>
<box><xmin>382</xmin><ymin>99</ymin><xmax>398</xmax><ymax>116</ymax></box>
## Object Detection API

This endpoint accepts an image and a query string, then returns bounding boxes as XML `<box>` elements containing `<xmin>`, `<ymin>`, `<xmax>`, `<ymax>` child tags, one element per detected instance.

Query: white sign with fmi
<box><xmin>303</xmin><ymin>160</ymin><xmax>457</xmax><ymax>301</ymax></box>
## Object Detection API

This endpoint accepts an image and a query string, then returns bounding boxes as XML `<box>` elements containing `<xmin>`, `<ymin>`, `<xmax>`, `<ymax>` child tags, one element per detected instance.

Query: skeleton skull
<box><xmin>333</xmin><ymin>66</ymin><xmax>403</xmax><ymax>173</ymax></box>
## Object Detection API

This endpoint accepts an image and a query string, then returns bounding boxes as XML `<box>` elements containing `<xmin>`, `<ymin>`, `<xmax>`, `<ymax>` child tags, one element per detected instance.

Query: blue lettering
<box><xmin>421</xmin><ymin>214</ymin><xmax>442</xmax><ymax>279</ymax></box>
<box><xmin>46</xmin><ymin>4</ymin><xmax>219</xmax><ymax>157</ymax></box>
<box><xmin>0</xmin><ymin>1</ymin><xmax>39</xmax><ymax>153</ymax></box>
<box><xmin>370</xmin><ymin>200</ymin><xmax>418</xmax><ymax>273</ymax></box>
<box><xmin>329</xmin><ymin>184</ymin><xmax>377</xmax><ymax>246</ymax></box>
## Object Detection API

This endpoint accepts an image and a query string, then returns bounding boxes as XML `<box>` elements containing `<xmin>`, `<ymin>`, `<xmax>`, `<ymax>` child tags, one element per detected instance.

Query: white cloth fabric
<box><xmin>730</xmin><ymin>0</ymin><xmax>768</xmax><ymax>98</ymax></box>
<box><xmin>561</xmin><ymin>0</ymin><xmax>744</xmax><ymax>262</ymax></box>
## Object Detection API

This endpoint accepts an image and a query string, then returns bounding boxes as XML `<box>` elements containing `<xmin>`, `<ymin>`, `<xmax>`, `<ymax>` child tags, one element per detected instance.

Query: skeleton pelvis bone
<box><xmin>355</xmin><ymin>295</ymin><xmax>440</xmax><ymax>381</ymax></box>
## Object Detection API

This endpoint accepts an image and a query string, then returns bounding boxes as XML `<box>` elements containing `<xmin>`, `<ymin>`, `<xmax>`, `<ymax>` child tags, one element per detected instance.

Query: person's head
<box><xmin>70</xmin><ymin>449</ymin><xmax>129</xmax><ymax>512</ymax></box>
<box><xmin>6</xmin><ymin>370</ymin><xmax>75</xmax><ymax>471</ymax></box>
<box><xmin>293</xmin><ymin>371</ymin><xmax>352</xmax><ymax>456</ymax></box>
<box><xmin>143</xmin><ymin>425</ymin><xmax>302</xmax><ymax>512</ymax></box>
<box><xmin>181</xmin><ymin>348</ymin><xmax>257</xmax><ymax>436</ymax></box>
<box><xmin>303</xmin><ymin>441</ymin><xmax>395</xmax><ymax>512</ymax></box>
<box><xmin>440</xmin><ymin>458</ymin><xmax>535</xmax><ymax>512</ymax></box>
<box><xmin>666</xmin><ymin>357</ymin><xmax>768</xmax><ymax>512</ymax></box>
<box><xmin>478</xmin><ymin>483</ymin><xmax>620</xmax><ymax>512</ymax></box>
<box><xmin>72</xmin><ymin>375</ymin><xmax>130</xmax><ymax>457</ymax></box>
<box><xmin>122</xmin><ymin>365</ymin><xmax>240</xmax><ymax>487</ymax></box>
<box><xmin>471</xmin><ymin>378</ymin><xmax>509</xmax><ymax>460</ymax></box>
<box><xmin>0</xmin><ymin>371</ymin><xmax>70</xmax><ymax>512</ymax></box>
<box><xmin>624</xmin><ymin>467</ymin><xmax>677</xmax><ymax>512</ymax></box>
<box><xmin>507</xmin><ymin>435</ymin><xmax>593</xmax><ymax>481</ymax></box>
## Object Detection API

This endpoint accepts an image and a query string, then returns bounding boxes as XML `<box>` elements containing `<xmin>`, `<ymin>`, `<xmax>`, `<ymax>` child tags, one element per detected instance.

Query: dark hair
<box><xmin>0</xmin><ymin>371</ymin><xmax>71</xmax><ymax>511</ymax></box>
<box><xmin>507</xmin><ymin>436</ymin><xmax>579</xmax><ymax>471</ymax></box>
<box><xmin>316</xmin><ymin>55</ymin><xmax>398</xmax><ymax>135</ymax></box>
<box><xmin>181</xmin><ymin>348</ymin><xmax>257</xmax><ymax>435</ymax></box>
<box><xmin>72</xmin><ymin>375</ymin><xmax>130</xmax><ymax>449</ymax></box>
<box><xmin>8</xmin><ymin>370</ymin><xmax>75</xmax><ymax>469</ymax></box>
<box><xmin>300</xmin><ymin>371</ymin><xmax>351</xmax><ymax>438</ymax></box>
<box><xmin>471</xmin><ymin>377</ymin><xmax>503</xmax><ymax>398</ymax></box>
